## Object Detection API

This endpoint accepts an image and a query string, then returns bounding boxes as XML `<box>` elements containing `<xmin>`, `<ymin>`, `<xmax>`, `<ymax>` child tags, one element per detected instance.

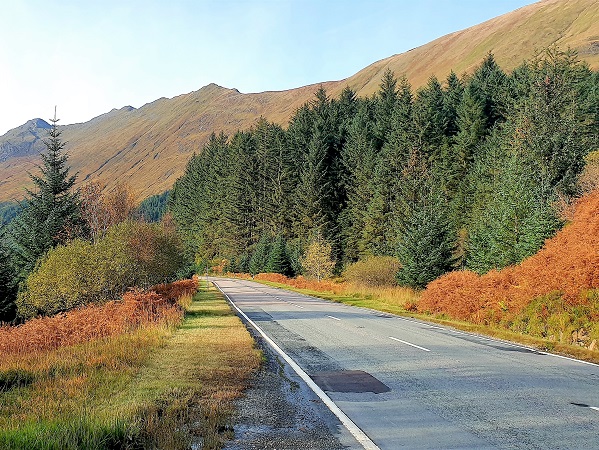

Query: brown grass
<box><xmin>252</xmin><ymin>273</ymin><xmax>419</xmax><ymax>314</ymax></box>
<box><xmin>419</xmin><ymin>189</ymin><xmax>599</xmax><ymax>323</ymax></box>
<box><xmin>0</xmin><ymin>279</ymin><xmax>197</xmax><ymax>357</ymax></box>
<box><xmin>0</xmin><ymin>279</ymin><xmax>260</xmax><ymax>449</ymax></box>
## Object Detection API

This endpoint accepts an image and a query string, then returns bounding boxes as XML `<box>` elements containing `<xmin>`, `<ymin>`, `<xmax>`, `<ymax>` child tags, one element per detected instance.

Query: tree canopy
<box><xmin>168</xmin><ymin>49</ymin><xmax>597</xmax><ymax>285</ymax></box>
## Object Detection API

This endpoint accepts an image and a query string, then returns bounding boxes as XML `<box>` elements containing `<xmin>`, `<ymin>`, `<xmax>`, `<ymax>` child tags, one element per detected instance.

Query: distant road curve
<box><xmin>212</xmin><ymin>277</ymin><xmax>599</xmax><ymax>450</ymax></box>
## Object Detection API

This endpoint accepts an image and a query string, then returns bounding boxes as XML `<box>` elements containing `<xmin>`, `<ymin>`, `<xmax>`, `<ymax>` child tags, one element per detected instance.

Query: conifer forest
<box><xmin>169</xmin><ymin>50</ymin><xmax>599</xmax><ymax>287</ymax></box>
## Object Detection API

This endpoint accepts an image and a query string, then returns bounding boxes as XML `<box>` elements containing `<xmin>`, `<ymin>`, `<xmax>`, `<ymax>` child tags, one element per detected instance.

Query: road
<box><xmin>212</xmin><ymin>277</ymin><xmax>599</xmax><ymax>449</ymax></box>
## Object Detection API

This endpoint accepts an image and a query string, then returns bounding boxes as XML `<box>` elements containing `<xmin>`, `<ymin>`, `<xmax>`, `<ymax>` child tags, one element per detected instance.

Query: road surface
<box><xmin>212</xmin><ymin>277</ymin><xmax>599</xmax><ymax>449</ymax></box>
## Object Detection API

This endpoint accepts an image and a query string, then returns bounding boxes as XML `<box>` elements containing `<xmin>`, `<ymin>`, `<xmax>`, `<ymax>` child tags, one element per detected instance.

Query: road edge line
<box><xmin>212</xmin><ymin>280</ymin><xmax>380</xmax><ymax>450</ymax></box>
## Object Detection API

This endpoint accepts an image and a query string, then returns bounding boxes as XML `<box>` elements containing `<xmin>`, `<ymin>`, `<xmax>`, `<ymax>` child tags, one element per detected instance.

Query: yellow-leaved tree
<box><xmin>300</xmin><ymin>234</ymin><xmax>335</xmax><ymax>281</ymax></box>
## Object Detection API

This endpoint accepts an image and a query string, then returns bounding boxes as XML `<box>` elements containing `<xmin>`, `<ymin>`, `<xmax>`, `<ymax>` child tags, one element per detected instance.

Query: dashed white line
<box><xmin>590</xmin><ymin>406</ymin><xmax>599</xmax><ymax>412</ymax></box>
<box><xmin>327</xmin><ymin>315</ymin><xmax>341</xmax><ymax>321</ymax></box>
<box><xmin>389</xmin><ymin>336</ymin><xmax>431</xmax><ymax>352</ymax></box>
<box><xmin>293</xmin><ymin>304</ymin><xmax>304</xmax><ymax>309</ymax></box>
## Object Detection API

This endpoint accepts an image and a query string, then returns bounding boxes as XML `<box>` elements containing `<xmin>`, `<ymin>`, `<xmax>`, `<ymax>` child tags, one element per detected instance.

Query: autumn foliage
<box><xmin>80</xmin><ymin>181</ymin><xmax>137</xmax><ymax>242</ymax></box>
<box><xmin>419</xmin><ymin>189</ymin><xmax>599</xmax><ymax>323</ymax></box>
<box><xmin>253</xmin><ymin>273</ymin><xmax>346</xmax><ymax>295</ymax></box>
<box><xmin>0</xmin><ymin>279</ymin><xmax>197</xmax><ymax>356</ymax></box>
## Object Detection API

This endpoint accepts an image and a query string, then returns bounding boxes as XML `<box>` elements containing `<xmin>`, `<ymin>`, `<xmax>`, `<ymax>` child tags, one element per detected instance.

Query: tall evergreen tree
<box><xmin>413</xmin><ymin>76</ymin><xmax>448</xmax><ymax>158</ymax></box>
<box><xmin>466</xmin><ymin>149</ymin><xmax>559</xmax><ymax>274</ymax></box>
<box><xmin>443</xmin><ymin>71</ymin><xmax>465</xmax><ymax>136</ymax></box>
<box><xmin>468</xmin><ymin>52</ymin><xmax>508</xmax><ymax>129</ymax></box>
<box><xmin>374</xmin><ymin>69</ymin><xmax>399</xmax><ymax>149</ymax></box>
<box><xmin>394</xmin><ymin>151</ymin><xmax>454</xmax><ymax>288</ymax></box>
<box><xmin>340</xmin><ymin>101</ymin><xmax>379</xmax><ymax>260</ymax></box>
<box><xmin>7</xmin><ymin>114</ymin><xmax>84</xmax><ymax>280</ymax></box>
<box><xmin>514</xmin><ymin>48</ymin><xmax>593</xmax><ymax>198</ymax></box>
<box><xmin>0</xmin><ymin>236</ymin><xmax>17</xmax><ymax>322</ymax></box>
<box><xmin>249</xmin><ymin>233</ymin><xmax>272</xmax><ymax>276</ymax></box>
<box><xmin>266</xmin><ymin>234</ymin><xmax>293</xmax><ymax>276</ymax></box>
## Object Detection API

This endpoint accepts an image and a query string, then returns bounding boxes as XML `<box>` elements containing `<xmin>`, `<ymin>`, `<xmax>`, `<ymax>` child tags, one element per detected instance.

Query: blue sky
<box><xmin>0</xmin><ymin>0</ymin><xmax>535</xmax><ymax>135</ymax></box>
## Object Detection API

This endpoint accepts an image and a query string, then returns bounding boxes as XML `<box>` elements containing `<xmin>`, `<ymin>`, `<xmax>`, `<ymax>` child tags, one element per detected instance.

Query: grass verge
<box><xmin>0</xmin><ymin>282</ymin><xmax>261</xmax><ymax>449</ymax></box>
<box><xmin>249</xmin><ymin>277</ymin><xmax>599</xmax><ymax>365</ymax></box>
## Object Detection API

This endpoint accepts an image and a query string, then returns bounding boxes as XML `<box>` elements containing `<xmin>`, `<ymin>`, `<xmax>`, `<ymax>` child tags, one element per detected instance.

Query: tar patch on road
<box><xmin>312</xmin><ymin>370</ymin><xmax>391</xmax><ymax>394</ymax></box>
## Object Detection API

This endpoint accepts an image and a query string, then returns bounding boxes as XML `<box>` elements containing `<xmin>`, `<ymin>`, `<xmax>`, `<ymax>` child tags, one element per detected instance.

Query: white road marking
<box><xmin>536</xmin><ymin>351</ymin><xmax>599</xmax><ymax>368</ymax></box>
<box><xmin>293</xmin><ymin>304</ymin><xmax>304</xmax><ymax>309</ymax></box>
<box><xmin>590</xmin><ymin>406</ymin><xmax>599</xmax><ymax>412</ymax></box>
<box><xmin>327</xmin><ymin>315</ymin><xmax>341</xmax><ymax>321</ymax></box>
<box><xmin>212</xmin><ymin>280</ymin><xmax>380</xmax><ymax>450</ymax></box>
<box><xmin>389</xmin><ymin>336</ymin><xmax>431</xmax><ymax>352</ymax></box>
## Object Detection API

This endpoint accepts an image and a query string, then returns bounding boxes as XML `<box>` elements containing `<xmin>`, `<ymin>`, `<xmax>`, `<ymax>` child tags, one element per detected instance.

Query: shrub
<box><xmin>17</xmin><ymin>221</ymin><xmax>185</xmax><ymax>319</ymax></box>
<box><xmin>342</xmin><ymin>256</ymin><xmax>400</xmax><ymax>287</ymax></box>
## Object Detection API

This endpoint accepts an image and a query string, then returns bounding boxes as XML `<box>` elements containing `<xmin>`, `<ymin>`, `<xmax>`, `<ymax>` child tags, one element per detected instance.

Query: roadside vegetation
<box><xmin>0</xmin><ymin>280</ymin><xmax>260</xmax><ymax>449</ymax></box>
<box><xmin>0</xmin><ymin>113</ymin><xmax>261</xmax><ymax>449</ymax></box>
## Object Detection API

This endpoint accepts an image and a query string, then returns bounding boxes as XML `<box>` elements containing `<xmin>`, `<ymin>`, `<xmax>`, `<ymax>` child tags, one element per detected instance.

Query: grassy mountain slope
<box><xmin>1</xmin><ymin>0</ymin><xmax>598</xmax><ymax>202</ymax></box>
<box><xmin>342</xmin><ymin>0</ymin><xmax>599</xmax><ymax>98</ymax></box>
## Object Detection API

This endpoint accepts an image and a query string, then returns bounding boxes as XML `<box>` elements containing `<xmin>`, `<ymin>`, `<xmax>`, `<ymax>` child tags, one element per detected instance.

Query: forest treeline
<box><xmin>169</xmin><ymin>49</ymin><xmax>599</xmax><ymax>286</ymax></box>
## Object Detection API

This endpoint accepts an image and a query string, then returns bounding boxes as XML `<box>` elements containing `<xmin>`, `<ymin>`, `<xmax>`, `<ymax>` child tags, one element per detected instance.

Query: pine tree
<box><xmin>7</xmin><ymin>113</ymin><xmax>84</xmax><ymax>280</ymax></box>
<box><xmin>0</xmin><ymin>236</ymin><xmax>17</xmax><ymax>322</ymax></box>
<box><xmin>293</xmin><ymin>130</ymin><xmax>331</xmax><ymax>237</ymax></box>
<box><xmin>468</xmin><ymin>52</ymin><xmax>508</xmax><ymax>129</ymax></box>
<box><xmin>465</xmin><ymin>126</ymin><xmax>560</xmax><ymax>274</ymax></box>
<box><xmin>249</xmin><ymin>233</ymin><xmax>272</xmax><ymax>276</ymax></box>
<box><xmin>413</xmin><ymin>76</ymin><xmax>448</xmax><ymax>157</ymax></box>
<box><xmin>266</xmin><ymin>235</ymin><xmax>293</xmax><ymax>276</ymax></box>
<box><xmin>395</xmin><ymin>197</ymin><xmax>455</xmax><ymax>289</ymax></box>
<box><xmin>374</xmin><ymin>69</ymin><xmax>399</xmax><ymax>149</ymax></box>
<box><xmin>362</xmin><ymin>77</ymin><xmax>414</xmax><ymax>257</ymax></box>
<box><xmin>443</xmin><ymin>71</ymin><xmax>465</xmax><ymax>137</ymax></box>
<box><xmin>394</xmin><ymin>151</ymin><xmax>455</xmax><ymax>288</ymax></box>
<box><xmin>514</xmin><ymin>48</ymin><xmax>593</xmax><ymax>199</ymax></box>
<box><xmin>340</xmin><ymin>100</ymin><xmax>378</xmax><ymax>260</ymax></box>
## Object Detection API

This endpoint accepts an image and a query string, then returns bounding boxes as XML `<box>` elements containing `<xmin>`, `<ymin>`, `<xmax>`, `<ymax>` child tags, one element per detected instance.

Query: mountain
<box><xmin>0</xmin><ymin>118</ymin><xmax>51</xmax><ymax>163</ymax></box>
<box><xmin>1</xmin><ymin>0</ymin><xmax>598</xmax><ymax>202</ymax></box>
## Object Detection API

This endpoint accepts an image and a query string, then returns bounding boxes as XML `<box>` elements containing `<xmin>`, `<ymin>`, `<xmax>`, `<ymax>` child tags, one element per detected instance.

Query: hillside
<box><xmin>1</xmin><ymin>0</ymin><xmax>598</xmax><ymax>202</ymax></box>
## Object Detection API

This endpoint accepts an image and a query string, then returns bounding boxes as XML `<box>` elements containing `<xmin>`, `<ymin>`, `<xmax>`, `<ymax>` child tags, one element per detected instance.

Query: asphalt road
<box><xmin>212</xmin><ymin>277</ymin><xmax>599</xmax><ymax>450</ymax></box>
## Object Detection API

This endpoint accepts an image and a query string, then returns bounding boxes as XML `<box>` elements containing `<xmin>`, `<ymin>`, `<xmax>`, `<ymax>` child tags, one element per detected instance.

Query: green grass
<box><xmin>0</xmin><ymin>283</ymin><xmax>261</xmax><ymax>449</ymax></box>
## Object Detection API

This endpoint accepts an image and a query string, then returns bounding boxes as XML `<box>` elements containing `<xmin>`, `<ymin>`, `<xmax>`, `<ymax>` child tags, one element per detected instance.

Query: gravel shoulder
<box><xmin>224</xmin><ymin>326</ymin><xmax>359</xmax><ymax>450</ymax></box>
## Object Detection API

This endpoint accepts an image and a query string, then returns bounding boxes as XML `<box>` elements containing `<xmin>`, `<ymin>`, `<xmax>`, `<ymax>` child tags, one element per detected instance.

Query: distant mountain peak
<box><xmin>28</xmin><ymin>118</ymin><xmax>51</xmax><ymax>129</ymax></box>
<box><xmin>0</xmin><ymin>117</ymin><xmax>52</xmax><ymax>162</ymax></box>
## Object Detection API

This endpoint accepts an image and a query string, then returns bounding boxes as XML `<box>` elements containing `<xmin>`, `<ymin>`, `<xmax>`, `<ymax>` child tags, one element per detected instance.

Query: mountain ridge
<box><xmin>1</xmin><ymin>0</ymin><xmax>598</xmax><ymax>202</ymax></box>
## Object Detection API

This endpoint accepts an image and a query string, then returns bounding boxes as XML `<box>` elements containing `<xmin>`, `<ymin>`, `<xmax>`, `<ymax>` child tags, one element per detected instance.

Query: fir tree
<box><xmin>340</xmin><ymin>101</ymin><xmax>378</xmax><ymax>260</ymax></box>
<box><xmin>0</xmin><ymin>237</ymin><xmax>17</xmax><ymax>322</ymax></box>
<box><xmin>249</xmin><ymin>233</ymin><xmax>272</xmax><ymax>276</ymax></box>
<box><xmin>468</xmin><ymin>52</ymin><xmax>508</xmax><ymax>129</ymax></box>
<box><xmin>413</xmin><ymin>75</ymin><xmax>448</xmax><ymax>157</ymax></box>
<box><xmin>266</xmin><ymin>235</ymin><xmax>293</xmax><ymax>276</ymax></box>
<box><xmin>7</xmin><ymin>113</ymin><xmax>84</xmax><ymax>280</ymax></box>
<box><xmin>394</xmin><ymin>151</ymin><xmax>455</xmax><ymax>288</ymax></box>
<box><xmin>374</xmin><ymin>69</ymin><xmax>399</xmax><ymax>149</ymax></box>
<box><xmin>443</xmin><ymin>71</ymin><xmax>465</xmax><ymax>136</ymax></box>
